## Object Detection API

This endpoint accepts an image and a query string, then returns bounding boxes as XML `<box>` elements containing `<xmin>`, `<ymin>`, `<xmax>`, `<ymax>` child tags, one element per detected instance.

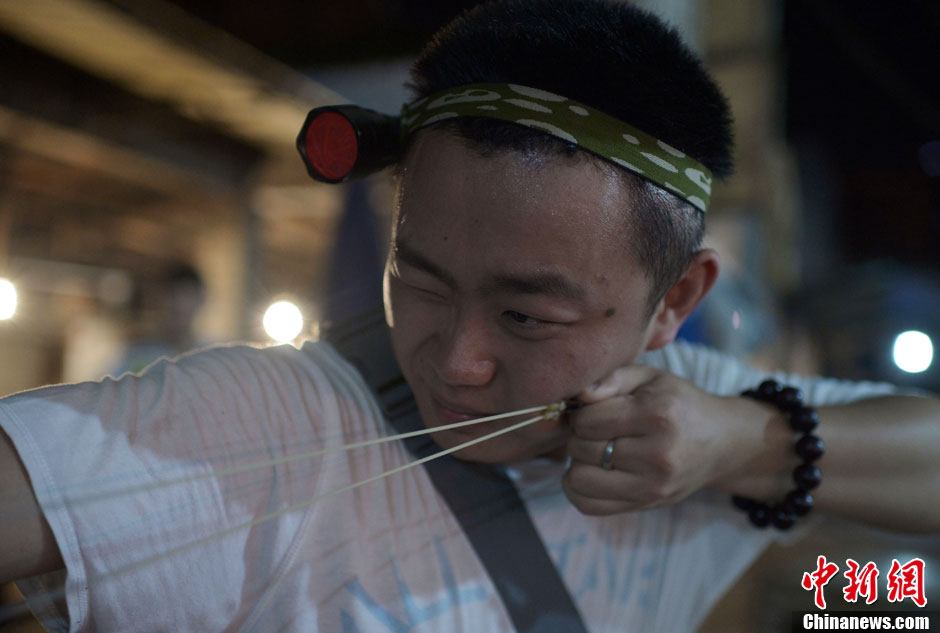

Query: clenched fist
<box><xmin>562</xmin><ymin>365</ymin><xmax>787</xmax><ymax>515</ymax></box>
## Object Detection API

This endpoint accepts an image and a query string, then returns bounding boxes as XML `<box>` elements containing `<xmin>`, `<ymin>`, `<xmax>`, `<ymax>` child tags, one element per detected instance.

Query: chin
<box><xmin>450</xmin><ymin>445</ymin><xmax>501</xmax><ymax>463</ymax></box>
<box><xmin>430</xmin><ymin>425</ymin><xmax>564</xmax><ymax>465</ymax></box>
<box><xmin>428</xmin><ymin>427</ymin><xmax>510</xmax><ymax>463</ymax></box>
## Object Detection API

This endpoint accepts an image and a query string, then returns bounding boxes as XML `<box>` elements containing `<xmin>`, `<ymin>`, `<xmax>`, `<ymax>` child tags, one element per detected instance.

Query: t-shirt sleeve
<box><xmin>644</xmin><ymin>340</ymin><xmax>901</xmax><ymax>405</ymax></box>
<box><xmin>0</xmin><ymin>343</ymin><xmax>338</xmax><ymax>632</ymax></box>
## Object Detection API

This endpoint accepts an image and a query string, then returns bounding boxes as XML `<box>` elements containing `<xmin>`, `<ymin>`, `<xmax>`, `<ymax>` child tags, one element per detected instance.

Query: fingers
<box><xmin>563</xmin><ymin>409</ymin><xmax>679</xmax><ymax>515</ymax></box>
<box><xmin>561</xmin><ymin>469</ymin><xmax>631</xmax><ymax>514</ymax></box>
<box><xmin>567</xmin><ymin>365</ymin><xmax>669</xmax><ymax>440</ymax></box>
<box><xmin>561</xmin><ymin>491</ymin><xmax>631</xmax><ymax>516</ymax></box>
<box><xmin>567</xmin><ymin>396</ymin><xmax>646</xmax><ymax>440</ymax></box>
<box><xmin>560</xmin><ymin>365</ymin><xmax>696</xmax><ymax>516</ymax></box>
<box><xmin>567</xmin><ymin>366</ymin><xmax>680</xmax><ymax>443</ymax></box>
<box><xmin>561</xmin><ymin>462</ymin><xmax>667</xmax><ymax>514</ymax></box>
<box><xmin>566</xmin><ymin>434</ymin><xmax>671</xmax><ymax>479</ymax></box>
<box><xmin>576</xmin><ymin>364</ymin><xmax>662</xmax><ymax>403</ymax></box>
<box><xmin>566</xmin><ymin>435</ymin><xmax>634</xmax><ymax>471</ymax></box>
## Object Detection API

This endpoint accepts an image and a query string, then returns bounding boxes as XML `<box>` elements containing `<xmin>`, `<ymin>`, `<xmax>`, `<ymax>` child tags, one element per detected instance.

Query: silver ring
<box><xmin>600</xmin><ymin>439</ymin><xmax>616</xmax><ymax>471</ymax></box>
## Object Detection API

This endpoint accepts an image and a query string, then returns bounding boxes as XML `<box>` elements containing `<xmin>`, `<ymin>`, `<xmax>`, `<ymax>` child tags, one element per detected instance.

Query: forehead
<box><xmin>397</xmin><ymin>129</ymin><xmax>629</xmax><ymax>240</ymax></box>
<box><xmin>395</xmin><ymin>130</ymin><xmax>650</xmax><ymax>303</ymax></box>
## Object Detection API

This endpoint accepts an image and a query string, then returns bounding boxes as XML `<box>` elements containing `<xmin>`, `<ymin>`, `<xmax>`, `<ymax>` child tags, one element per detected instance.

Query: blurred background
<box><xmin>0</xmin><ymin>0</ymin><xmax>937</xmax><ymax>631</ymax></box>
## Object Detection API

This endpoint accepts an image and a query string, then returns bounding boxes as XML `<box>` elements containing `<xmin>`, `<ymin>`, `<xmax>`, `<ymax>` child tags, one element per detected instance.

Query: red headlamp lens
<box><xmin>303</xmin><ymin>111</ymin><xmax>358</xmax><ymax>181</ymax></box>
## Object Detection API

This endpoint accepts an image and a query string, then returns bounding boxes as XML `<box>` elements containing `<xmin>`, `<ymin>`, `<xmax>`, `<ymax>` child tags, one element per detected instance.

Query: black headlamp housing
<box><xmin>296</xmin><ymin>105</ymin><xmax>402</xmax><ymax>184</ymax></box>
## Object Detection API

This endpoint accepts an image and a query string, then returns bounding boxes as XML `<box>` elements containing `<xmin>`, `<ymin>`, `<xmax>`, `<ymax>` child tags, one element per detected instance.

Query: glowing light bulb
<box><xmin>0</xmin><ymin>278</ymin><xmax>17</xmax><ymax>320</ymax></box>
<box><xmin>263</xmin><ymin>300</ymin><xmax>304</xmax><ymax>343</ymax></box>
<box><xmin>892</xmin><ymin>330</ymin><xmax>933</xmax><ymax>374</ymax></box>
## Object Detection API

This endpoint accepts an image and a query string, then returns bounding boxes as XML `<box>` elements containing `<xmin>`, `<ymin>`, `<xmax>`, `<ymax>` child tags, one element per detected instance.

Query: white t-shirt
<box><xmin>0</xmin><ymin>339</ymin><xmax>898</xmax><ymax>633</ymax></box>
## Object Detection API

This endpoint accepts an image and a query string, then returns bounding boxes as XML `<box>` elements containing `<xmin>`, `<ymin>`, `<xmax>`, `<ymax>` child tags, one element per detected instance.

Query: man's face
<box><xmin>385</xmin><ymin>130</ymin><xmax>661</xmax><ymax>463</ymax></box>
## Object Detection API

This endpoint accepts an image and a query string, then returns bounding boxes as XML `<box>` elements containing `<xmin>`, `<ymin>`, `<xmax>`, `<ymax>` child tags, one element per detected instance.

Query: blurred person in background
<box><xmin>112</xmin><ymin>263</ymin><xmax>207</xmax><ymax>375</ymax></box>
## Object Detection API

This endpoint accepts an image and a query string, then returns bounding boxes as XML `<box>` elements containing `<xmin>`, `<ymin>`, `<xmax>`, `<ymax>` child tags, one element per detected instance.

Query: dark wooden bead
<box><xmin>776</xmin><ymin>386</ymin><xmax>804</xmax><ymax>410</ymax></box>
<box><xmin>756</xmin><ymin>380</ymin><xmax>781</xmax><ymax>400</ymax></box>
<box><xmin>793</xmin><ymin>463</ymin><xmax>822</xmax><ymax>490</ymax></box>
<box><xmin>735</xmin><ymin>381</ymin><xmax>824</xmax><ymax>530</ymax></box>
<box><xmin>770</xmin><ymin>504</ymin><xmax>797</xmax><ymax>530</ymax></box>
<box><xmin>732</xmin><ymin>495</ymin><xmax>756</xmax><ymax>511</ymax></box>
<box><xmin>748</xmin><ymin>503</ymin><xmax>771</xmax><ymax>528</ymax></box>
<box><xmin>790</xmin><ymin>406</ymin><xmax>819</xmax><ymax>433</ymax></box>
<box><xmin>795</xmin><ymin>434</ymin><xmax>825</xmax><ymax>462</ymax></box>
<box><xmin>785</xmin><ymin>489</ymin><xmax>815</xmax><ymax>516</ymax></box>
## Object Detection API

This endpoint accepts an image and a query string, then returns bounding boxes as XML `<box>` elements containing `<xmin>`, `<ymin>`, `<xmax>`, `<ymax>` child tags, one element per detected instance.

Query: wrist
<box><xmin>710</xmin><ymin>394</ymin><xmax>793</xmax><ymax>500</ymax></box>
<box><xmin>730</xmin><ymin>380</ymin><xmax>825</xmax><ymax>529</ymax></box>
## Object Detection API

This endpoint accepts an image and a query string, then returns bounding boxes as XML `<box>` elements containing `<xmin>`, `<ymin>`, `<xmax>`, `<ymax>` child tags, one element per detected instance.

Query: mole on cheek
<box><xmin>605</xmin><ymin>308</ymin><xmax>616</xmax><ymax>318</ymax></box>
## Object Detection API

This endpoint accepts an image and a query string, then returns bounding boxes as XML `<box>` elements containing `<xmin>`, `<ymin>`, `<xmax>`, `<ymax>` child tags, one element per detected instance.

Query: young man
<box><xmin>1</xmin><ymin>1</ymin><xmax>937</xmax><ymax>631</ymax></box>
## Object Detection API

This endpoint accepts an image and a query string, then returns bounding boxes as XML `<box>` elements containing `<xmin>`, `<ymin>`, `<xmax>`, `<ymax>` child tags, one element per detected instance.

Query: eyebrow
<box><xmin>394</xmin><ymin>238</ymin><xmax>587</xmax><ymax>303</ymax></box>
<box><xmin>393</xmin><ymin>239</ymin><xmax>457</xmax><ymax>288</ymax></box>
<box><xmin>483</xmin><ymin>273</ymin><xmax>587</xmax><ymax>303</ymax></box>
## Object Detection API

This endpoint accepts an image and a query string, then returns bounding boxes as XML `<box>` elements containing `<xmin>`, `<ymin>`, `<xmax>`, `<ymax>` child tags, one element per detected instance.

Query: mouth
<box><xmin>421</xmin><ymin>391</ymin><xmax>570</xmax><ymax>461</ymax></box>
<box><xmin>430</xmin><ymin>397</ymin><xmax>494</xmax><ymax>426</ymax></box>
<box><xmin>427</xmin><ymin>395</ymin><xmax>551</xmax><ymax>442</ymax></box>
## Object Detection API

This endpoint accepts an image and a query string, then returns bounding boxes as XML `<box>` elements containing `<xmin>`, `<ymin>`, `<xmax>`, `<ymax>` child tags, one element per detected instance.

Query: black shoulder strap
<box><xmin>324</xmin><ymin>307</ymin><xmax>590</xmax><ymax>633</ymax></box>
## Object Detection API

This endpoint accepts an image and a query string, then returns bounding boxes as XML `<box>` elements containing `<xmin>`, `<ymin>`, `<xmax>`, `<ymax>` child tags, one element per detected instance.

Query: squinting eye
<box><xmin>398</xmin><ymin>276</ymin><xmax>446</xmax><ymax>300</ymax></box>
<box><xmin>504</xmin><ymin>310</ymin><xmax>542</xmax><ymax>326</ymax></box>
<box><xmin>413</xmin><ymin>286</ymin><xmax>447</xmax><ymax>301</ymax></box>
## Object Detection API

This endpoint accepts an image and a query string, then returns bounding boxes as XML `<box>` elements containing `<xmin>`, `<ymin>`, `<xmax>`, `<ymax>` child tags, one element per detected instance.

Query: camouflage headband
<box><xmin>400</xmin><ymin>83</ymin><xmax>713</xmax><ymax>213</ymax></box>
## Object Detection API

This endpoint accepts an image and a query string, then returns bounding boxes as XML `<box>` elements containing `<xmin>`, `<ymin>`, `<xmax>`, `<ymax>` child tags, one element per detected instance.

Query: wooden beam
<box><xmin>0</xmin><ymin>0</ymin><xmax>343</xmax><ymax>156</ymax></box>
<box><xmin>0</xmin><ymin>104</ymin><xmax>215</xmax><ymax>196</ymax></box>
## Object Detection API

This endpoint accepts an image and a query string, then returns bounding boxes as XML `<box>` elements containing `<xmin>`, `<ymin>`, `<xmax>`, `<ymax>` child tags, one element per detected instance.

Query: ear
<box><xmin>644</xmin><ymin>249</ymin><xmax>720</xmax><ymax>351</ymax></box>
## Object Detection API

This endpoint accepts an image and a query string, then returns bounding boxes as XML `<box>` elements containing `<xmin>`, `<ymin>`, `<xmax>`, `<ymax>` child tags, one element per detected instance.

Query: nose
<box><xmin>435</xmin><ymin>313</ymin><xmax>497</xmax><ymax>388</ymax></box>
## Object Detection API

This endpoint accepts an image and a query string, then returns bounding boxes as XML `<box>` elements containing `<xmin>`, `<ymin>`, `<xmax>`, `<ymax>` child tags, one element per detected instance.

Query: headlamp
<box><xmin>296</xmin><ymin>85</ymin><xmax>712</xmax><ymax>211</ymax></box>
<box><xmin>296</xmin><ymin>105</ymin><xmax>400</xmax><ymax>183</ymax></box>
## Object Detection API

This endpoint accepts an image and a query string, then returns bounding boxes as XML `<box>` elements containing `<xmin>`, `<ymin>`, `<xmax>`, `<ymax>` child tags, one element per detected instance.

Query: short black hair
<box><xmin>405</xmin><ymin>0</ymin><xmax>734</xmax><ymax>313</ymax></box>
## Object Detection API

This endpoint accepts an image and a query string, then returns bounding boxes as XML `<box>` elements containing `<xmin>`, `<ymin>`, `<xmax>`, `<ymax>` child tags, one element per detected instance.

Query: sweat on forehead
<box><xmin>396</xmin><ymin>128</ymin><xmax>629</xmax><ymax>232</ymax></box>
<box><xmin>394</xmin><ymin>133</ymin><xmax>641</xmax><ymax>288</ymax></box>
<box><xmin>404</xmin><ymin>120</ymin><xmax>606</xmax><ymax>170</ymax></box>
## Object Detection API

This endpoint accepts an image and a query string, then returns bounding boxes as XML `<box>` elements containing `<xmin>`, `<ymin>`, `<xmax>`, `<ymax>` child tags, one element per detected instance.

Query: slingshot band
<box><xmin>401</xmin><ymin>83</ymin><xmax>713</xmax><ymax>212</ymax></box>
<box><xmin>325</xmin><ymin>307</ymin><xmax>590</xmax><ymax>633</ymax></box>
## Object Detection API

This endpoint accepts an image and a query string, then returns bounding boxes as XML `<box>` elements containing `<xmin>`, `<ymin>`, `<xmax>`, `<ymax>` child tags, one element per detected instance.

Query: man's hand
<box><xmin>560</xmin><ymin>364</ymin><xmax>940</xmax><ymax>533</ymax></box>
<box><xmin>562</xmin><ymin>365</ymin><xmax>785</xmax><ymax>516</ymax></box>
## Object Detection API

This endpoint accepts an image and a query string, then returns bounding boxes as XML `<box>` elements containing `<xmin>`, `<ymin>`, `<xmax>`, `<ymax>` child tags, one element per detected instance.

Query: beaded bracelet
<box><xmin>731</xmin><ymin>379</ymin><xmax>825</xmax><ymax>530</ymax></box>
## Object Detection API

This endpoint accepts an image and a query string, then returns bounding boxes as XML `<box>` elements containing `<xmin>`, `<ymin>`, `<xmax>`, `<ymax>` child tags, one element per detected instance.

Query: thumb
<box><xmin>577</xmin><ymin>365</ymin><xmax>659</xmax><ymax>403</ymax></box>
